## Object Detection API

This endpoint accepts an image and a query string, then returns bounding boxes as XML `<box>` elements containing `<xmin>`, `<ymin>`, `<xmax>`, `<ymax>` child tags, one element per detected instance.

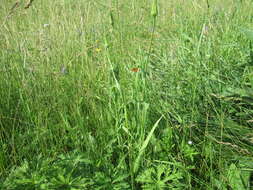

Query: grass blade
<box><xmin>133</xmin><ymin>116</ymin><xmax>163</xmax><ymax>174</ymax></box>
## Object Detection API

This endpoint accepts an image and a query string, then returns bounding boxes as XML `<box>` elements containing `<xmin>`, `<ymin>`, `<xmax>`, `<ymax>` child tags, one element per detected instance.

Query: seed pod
<box><xmin>110</xmin><ymin>10</ymin><xmax>114</xmax><ymax>28</ymax></box>
<box><xmin>151</xmin><ymin>0</ymin><xmax>158</xmax><ymax>18</ymax></box>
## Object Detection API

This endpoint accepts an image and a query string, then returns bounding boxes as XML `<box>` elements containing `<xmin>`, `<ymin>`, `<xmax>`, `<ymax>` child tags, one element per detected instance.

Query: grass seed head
<box><xmin>151</xmin><ymin>0</ymin><xmax>158</xmax><ymax>18</ymax></box>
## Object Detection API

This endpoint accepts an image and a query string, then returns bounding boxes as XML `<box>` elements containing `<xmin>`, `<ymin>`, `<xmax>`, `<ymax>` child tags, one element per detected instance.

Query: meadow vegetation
<box><xmin>0</xmin><ymin>0</ymin><xmax>253</xmax><ymax>189</ymax></box>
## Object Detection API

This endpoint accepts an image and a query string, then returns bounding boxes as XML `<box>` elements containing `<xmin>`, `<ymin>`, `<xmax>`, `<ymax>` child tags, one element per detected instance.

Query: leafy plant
<box><xmin>180</xmin><ymin>140</ymin><xmax>199</xmax><ymax>163</ymax></box>
<box><xmin>2</xmin><ymin>153</ymin><xmax>93</xmax><ymax>190</ymax></box>
<box><xmin>136</xmin><ymin>164</ymin><xmax>184</xmax><ymax>190</ymax></box>
<box><xmin>214</xmin><ymin>161</ymin><xmax>253</xmax><ymax>190</ymax></box>
<box><xmin>93</xmin><ymin>170</ymin><xmax>129</xmax><ymax>190</ymax></box>
<box><xmin>227</xmin><ymin>163</ymin><xmax>246</xmax><ymax>190</ymax></box>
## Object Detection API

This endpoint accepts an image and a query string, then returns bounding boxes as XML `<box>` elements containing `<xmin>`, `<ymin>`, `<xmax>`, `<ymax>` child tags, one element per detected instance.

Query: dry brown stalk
<box><xmin>24</xmin><ymin>0</ymin><xmax>35</xmax><ymax>9</ymax></box>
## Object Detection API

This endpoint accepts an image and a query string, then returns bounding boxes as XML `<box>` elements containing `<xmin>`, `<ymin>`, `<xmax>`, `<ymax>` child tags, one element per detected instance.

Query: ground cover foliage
<box><xmin>0</xmin><ymin>0</ymin><xmax>253</xmax><ymax>189</ymax></box>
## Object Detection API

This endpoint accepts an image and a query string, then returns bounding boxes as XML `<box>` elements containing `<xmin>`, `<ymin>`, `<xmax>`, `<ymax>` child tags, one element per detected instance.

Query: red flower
<box><xmin>131</xmin><ymin>67</ymin><xmax>140</xmax><ymax>72</ymax></box>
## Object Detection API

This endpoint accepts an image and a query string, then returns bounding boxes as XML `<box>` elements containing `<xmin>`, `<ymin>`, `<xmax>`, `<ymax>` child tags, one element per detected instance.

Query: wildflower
<box><xmin>60</xmin><ymin>66</ymin><xmax>68</xmax><ymax>75</ymax></box>
<box><xmin>43</xmin><ymin>23</ymin><xmax>50</xmax><ymax>28</ymax></box>
<box><xmin>95</xmin><ymin>48</ymin><xmax>101</xmax><ymax>52</ymax></box>
<box><xmin>131</xmin><ymin>67</ymin><xmax>140</xmax><ymax>72</ymax></box>
<box><xmin>188</xmin><ymin>140</ymin><xmax>193</xmax><ymax>145</ymax></box>
<box><xmin>203</xmin><ymin>26</ymin><xmax>209</xmax><ymax>35</ymax></box>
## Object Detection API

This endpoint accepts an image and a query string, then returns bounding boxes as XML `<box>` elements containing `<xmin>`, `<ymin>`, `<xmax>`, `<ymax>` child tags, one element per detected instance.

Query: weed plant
<box><xmin>0</xmin><ymin>0</ymin><xmax>253</xmax><ymax>189</ymax></box>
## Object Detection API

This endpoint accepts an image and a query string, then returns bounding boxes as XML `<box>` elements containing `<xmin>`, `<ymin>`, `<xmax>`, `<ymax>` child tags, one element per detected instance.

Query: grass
<box><xmin>0</xmin><ymin>0</ymin><xmax>253</xmax><ymax>189</ymax></box>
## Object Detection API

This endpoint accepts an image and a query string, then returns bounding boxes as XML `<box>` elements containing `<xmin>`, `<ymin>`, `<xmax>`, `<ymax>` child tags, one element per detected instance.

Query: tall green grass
<box><xmin>0</xmin><ymin>0</ymin><xmax>253</xmax><ymax>189</ymax></box>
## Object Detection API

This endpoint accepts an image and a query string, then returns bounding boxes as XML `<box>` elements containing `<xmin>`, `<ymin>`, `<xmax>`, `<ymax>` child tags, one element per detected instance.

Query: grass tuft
<box><xmin>0</xmin><ymin>0</ymin><xmax>253</xmax><ymax>189</ymax></box>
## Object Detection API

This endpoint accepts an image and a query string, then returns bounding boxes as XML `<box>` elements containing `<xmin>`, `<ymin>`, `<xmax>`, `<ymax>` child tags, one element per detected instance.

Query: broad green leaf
<box><xmin>241</xmin><ymin>28</ymin><xmax>253</xmax><ymax>41</ymax></box>
<box><xmin>227</xmin><ymin>164</ymin><xmax>246</xmax><ymax>190</ymax></box>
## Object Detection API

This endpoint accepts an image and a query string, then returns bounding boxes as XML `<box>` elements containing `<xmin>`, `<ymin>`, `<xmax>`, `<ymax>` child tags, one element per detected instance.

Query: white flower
<box><xmin>60</xmin><ymin>66</ymin><xmax>68</xmax><ymax>75</ymax></box>
<box><xmin>188</xmin><ymin>140</ymin><xmax>193</xmax><ymax>145</ymax></box>
<box><xmin>43</xmin><ymin>24</ymin><xmax>50</xmax><ymax>28</ymax></box>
